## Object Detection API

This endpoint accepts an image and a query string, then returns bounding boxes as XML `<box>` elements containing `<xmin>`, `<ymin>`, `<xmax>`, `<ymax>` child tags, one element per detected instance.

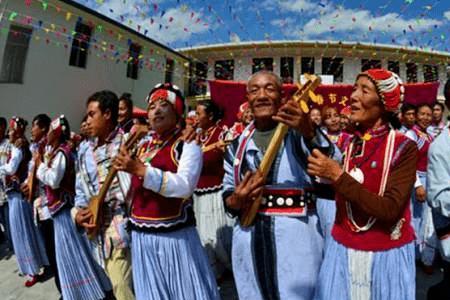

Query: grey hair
<box><xmin>246</xmin><ymin>70</ymin><xmax>283</xmax><ymax>92</ymax></box>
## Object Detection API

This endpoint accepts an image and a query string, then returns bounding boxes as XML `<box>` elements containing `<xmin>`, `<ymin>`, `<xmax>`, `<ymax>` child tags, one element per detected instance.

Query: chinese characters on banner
<box><xmin>209</xmin><ymin>80</ymin><xmax>440</xmax><ymax>127</ymax></box>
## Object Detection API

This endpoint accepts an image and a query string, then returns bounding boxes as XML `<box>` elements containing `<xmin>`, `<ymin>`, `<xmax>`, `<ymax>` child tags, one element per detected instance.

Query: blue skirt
<box><xmin>8</xmin><ymin>191</ymin><xmax>48</xmax><ymax>275</ymax></box>
<box><xmin>315</xmin><ymin>238</ymin><xmax>415</xmax><ymax>300</ymax></box>
<box><xmin>131</xmin><ymin>226</ymin><xmax>219</xmax><ymax>300</ymax></box>
<box><xmin>53</xmin><ymin>208</ymin><xmax>112</xmax><ymax>300</ymax></box>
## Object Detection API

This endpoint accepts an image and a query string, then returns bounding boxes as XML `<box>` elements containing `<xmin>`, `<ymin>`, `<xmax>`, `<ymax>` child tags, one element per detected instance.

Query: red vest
<box><xmin>45</xmin><ymin>144</ymin><xmax>75</xmax><ymax>215</ymax></box>
<box><xmin>130</xmin><ymin>132</ymin><xmax>193</xmax><ymax>228</ymax></box>
<box><xmin>196</xmin><ymin>125</ymin><xmax>225</xmax><ymax>192</ymax></box>
<box><xmin>332</xmin><ymin>126</ymin><xmax>415</xmax><ymax>251</ymax></box>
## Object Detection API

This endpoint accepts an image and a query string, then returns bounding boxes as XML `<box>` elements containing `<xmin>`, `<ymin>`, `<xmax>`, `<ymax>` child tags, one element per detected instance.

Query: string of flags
<box><xmin>2</xmin><ymin>0</ymin><xmax>449</xmax><ymax>81</ymax></box>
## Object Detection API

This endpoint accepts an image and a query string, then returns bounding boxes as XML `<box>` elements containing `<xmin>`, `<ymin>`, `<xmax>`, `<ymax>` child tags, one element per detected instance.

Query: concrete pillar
<box><xmin>294</xmin><ymin>56</ymin><xmax>301</xmax><ymax>83</ymax></box>
<box><xmin>273</xmin><ymin>56</ymin><xmax>280</xmax><ymax>78</ymax></box>
<box><xmin>343</xmin><ymin>57</ymin><xmax>359</xmax><ymax>84</ymax></box>
<box><xmin>315</xmin><ymin>56</ymin><xmax>322</xmax><ymax>75</ymax></box>
<box><xmin>399</xmin><ymin>62</ymin><xmax>407</xmax><ymax>82</ymax></box>
<box><xmin>207</xmin><ymin>58</ymin><xmax>215</xmax><ymax>81</ymax></box>
<box><xmin>417</xmin><ymin>63</ymin><xmax>424</xmax><ymax>82</ymax></box>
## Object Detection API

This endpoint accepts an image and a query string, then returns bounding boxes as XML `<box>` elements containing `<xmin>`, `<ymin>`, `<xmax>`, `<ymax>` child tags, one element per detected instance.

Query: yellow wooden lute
<box><xmin>87</xmin><ymin>126</ymin><xmax>147</xmax><ymax>240</ymax></box>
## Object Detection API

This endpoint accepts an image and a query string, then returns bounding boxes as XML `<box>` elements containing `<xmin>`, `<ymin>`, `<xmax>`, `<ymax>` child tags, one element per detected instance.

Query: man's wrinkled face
<box><xmin>247</xmin><ymin>73</ymin><xmax>282</xmax><ymax>121</ymax></box>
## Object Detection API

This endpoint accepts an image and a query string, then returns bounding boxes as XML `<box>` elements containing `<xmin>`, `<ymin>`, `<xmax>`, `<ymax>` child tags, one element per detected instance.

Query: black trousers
<box><xmin>0</xmin><ymin>203</ymin><xmax>12</xmax><ymax>251</ymax></box>
<box><xmin>38</xmin><ymin>218</ymin><xmax>61</xmax><ymax>293</ymax></box>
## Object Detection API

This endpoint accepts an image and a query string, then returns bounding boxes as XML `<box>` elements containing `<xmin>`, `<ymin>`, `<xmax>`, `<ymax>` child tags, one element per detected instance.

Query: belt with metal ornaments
<box><xmin>258</xmin><ymin>188</ymin><xmax>316</xmax><ymax>217</ymax></box>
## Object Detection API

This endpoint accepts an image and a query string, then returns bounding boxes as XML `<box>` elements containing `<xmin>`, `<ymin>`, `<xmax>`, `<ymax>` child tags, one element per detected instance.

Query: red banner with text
<box><xmin>209</xmin><ymin>80</ymin><xmax>440</xmax><ymax>126</ymax></box>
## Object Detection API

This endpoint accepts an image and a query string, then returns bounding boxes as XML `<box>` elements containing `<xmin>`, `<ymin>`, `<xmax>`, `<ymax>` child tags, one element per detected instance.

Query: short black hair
<box><xmin>0</xmin><ymin>117</ymin><xmax>6</xmax><ymax>128</ymax></box>
<box><xmin>87</xmin><ymin>90</ymin><xmax>119</xmax><ymax>125</ymax></box>
<box><xmin>197</xmin><ymin>100</ymin><xmax>223</xmax><ymax>122</ymax></box>
<box><xmin>433</xmin><ymin>102</ymin><xmax>445</xmax><ymax>111</ymax></box>
<box><xmin>119</xmin><ymin>93</ymin><xmax>134</xmax><ymax>112</ymax></box>
<box><xmin>32</xmin><ymin>114</ymin><xmax>51</xmax><ymax>131</ymax></box>
<box><xmin>401</xmin><ymin>103</ymin><xmax>416</xmax><ymax>114</ymax></box>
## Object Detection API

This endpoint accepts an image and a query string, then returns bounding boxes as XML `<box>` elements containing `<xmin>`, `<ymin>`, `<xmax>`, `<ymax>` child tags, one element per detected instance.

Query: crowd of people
<box><xmin>0</xmin><ymin>68</ymin><xmax>449</xmax><ymax>300</ymax></box>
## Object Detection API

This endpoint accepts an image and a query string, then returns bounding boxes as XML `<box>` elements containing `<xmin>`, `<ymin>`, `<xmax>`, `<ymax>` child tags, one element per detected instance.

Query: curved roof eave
<box><xmin>178</xmin><ymin>40</ymin><xmax>450</xmax><ymax>60</ymax></box>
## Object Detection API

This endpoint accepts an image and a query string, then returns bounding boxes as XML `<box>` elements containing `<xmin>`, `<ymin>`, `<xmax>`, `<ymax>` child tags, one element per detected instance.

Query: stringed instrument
<box><xmin>202</xmin><ymin>139</ymin><xmax>232</xmax><ymax>152</ymax></box>
<box><xmin>240</xmin><ymin>74</ymin><xmax>322</xmax><ymax>227</ymax></box>
<box><xmin>87</xmin><ymin>126</ymin><xmax>147</xmax><ymax>240</ymax></box>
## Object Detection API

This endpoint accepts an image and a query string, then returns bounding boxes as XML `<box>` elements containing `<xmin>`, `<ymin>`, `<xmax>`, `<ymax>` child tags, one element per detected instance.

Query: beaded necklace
<box><xmin>140</xmin><ymin>129</ymin><xmax>180</xmax><ymax>164</ymax></box>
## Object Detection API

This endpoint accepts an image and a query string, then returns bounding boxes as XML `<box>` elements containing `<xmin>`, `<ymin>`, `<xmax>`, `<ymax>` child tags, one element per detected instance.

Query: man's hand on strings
<box><xmin>114</xmin><ymin>146</ymin><xmax>146</xmax><ymax>177</ymax></box>
<box><xmin>75</xmin><ymin>208</ymin><xmax>96</xmax><ymax>231</ymax></box>
<box><xmin>272</xmin><ymin>99</ymin><xmax>314</xmax><ymax>139</ymax></box>
<box><xmin>226</xmin><ymin>171</ymin><xmax>265</xmax><ymax>211</ymax></box>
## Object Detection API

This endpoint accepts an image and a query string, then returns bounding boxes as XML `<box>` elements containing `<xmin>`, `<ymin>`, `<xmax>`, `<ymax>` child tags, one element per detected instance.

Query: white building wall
<box><xmin>0</xmin><ymin>0</ymin><xmax>187</xmax><ymax>130</ymax></box>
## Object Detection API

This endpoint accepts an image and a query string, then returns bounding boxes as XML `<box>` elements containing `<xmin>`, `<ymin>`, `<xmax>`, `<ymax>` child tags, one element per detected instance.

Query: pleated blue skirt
<box><xmin>315</xmin><ymin>238</ymin><xmax>415</xmax><ymax>300</ymax></box>
<box><xmin>131</xmin><ymin>226</ymin><xmax>220</xmax><ymax>300</ymax></box>
<box><xmin>53</xmin><ymin>208</ymin><xmax>112</xmax><ymax>300</ymax></box>
<box><xmin>8</xmin><ymin>191</ymin><xmax>48</xmax><ymax>275</ymax></box>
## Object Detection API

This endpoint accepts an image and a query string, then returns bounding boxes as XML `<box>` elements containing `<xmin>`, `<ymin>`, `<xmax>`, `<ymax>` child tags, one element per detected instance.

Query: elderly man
<box><xmin>222</xmin><ymin>70</ymin><xmax>339</xmax><ymax>299</ymax></box>
<box><xmin>427</xmin><ymin>80</ymin><xmax>450</xmax><ymax>299</ymax></box>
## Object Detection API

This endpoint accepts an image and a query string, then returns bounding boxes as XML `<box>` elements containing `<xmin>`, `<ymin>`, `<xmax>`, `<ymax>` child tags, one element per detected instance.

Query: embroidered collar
<box><xmin>353</xmin><ymin>123</ymin><xmax>390</xmax><ymax>141</ymax></box>
<box><xmin>150</xmin><ymin>127</ymin><xmax>179</xmax><ymax>147</ymax></box>
<box><xmin>141</xmin><ymin>128</ymin><xmax>180</xmax><ymax>164</ymax></box>
<box><xmin>93</xmin><ymin>127</ymin><xmax>123</xmax><ymax>150</ymax></box>
<box><xmin>412</xmin><ymin>124</ymin><xmax>432</xmax><ymax>140</ymax></box>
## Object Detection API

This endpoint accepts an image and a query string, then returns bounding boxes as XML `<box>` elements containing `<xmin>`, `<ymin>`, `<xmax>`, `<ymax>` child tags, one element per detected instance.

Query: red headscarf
<box><xmin>146</xmin><ymin>83</ymin><xmax>185</xmax><ymax>117</ymax></box>
<box><xmin>357</xmin><ymin>68</ymin><xmax>404</xmax><ymax>113</ymax></box>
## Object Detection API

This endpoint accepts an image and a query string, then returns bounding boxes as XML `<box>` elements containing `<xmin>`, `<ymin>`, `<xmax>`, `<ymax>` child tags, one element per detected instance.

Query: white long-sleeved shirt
<box><xmin>0</xmin><ymin>145</ymin><xmax>22</xmax><ymax>176</ymax></box>
<box><xmin>36</xmin><ymin>151</ymin><xmax>66</xmax><ymax>190</ymax></box>
<box><xmin>142</xmin><ymin>142</ymin><xmax>203</xmax><ymax>199</ymax></box>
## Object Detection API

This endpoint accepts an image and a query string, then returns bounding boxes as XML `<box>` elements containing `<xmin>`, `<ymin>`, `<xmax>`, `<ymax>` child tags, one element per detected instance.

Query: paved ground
<box><xmin>0</xmin><ymin>243</ymin><xmax>442</xmax><ymax>300</ymax></box>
